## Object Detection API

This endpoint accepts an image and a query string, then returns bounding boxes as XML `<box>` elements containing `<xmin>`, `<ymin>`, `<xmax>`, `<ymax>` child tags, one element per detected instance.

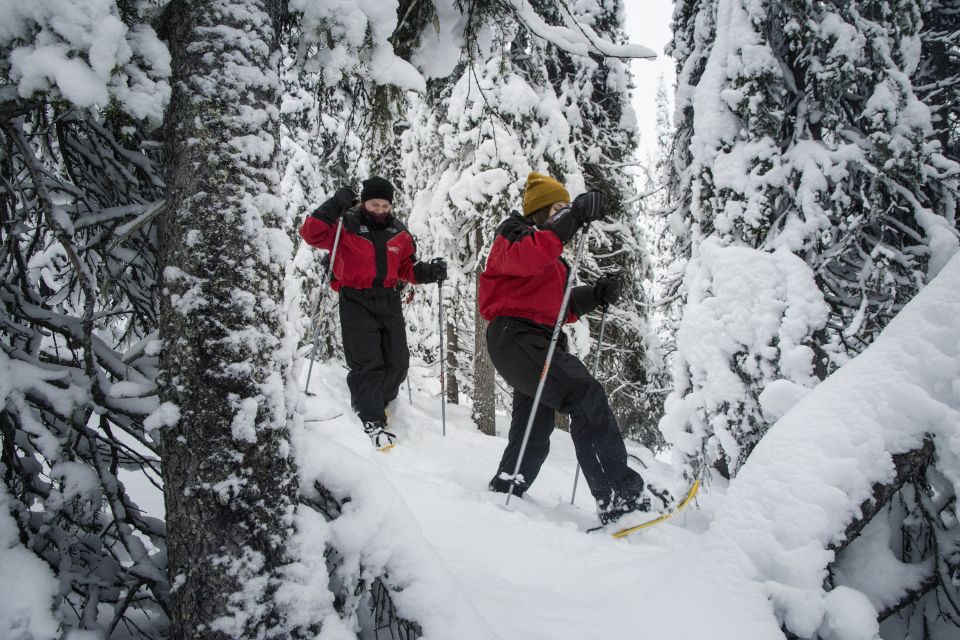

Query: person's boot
<box><xmin>363</xmin><ymin>420</ymin><xmax>396</xmax><ymax>451</ymax></box>
<box><xmin>488</xmin><ymin>471</ymin><xmax>527</xmax><ymax>497</ymax></box>
<box><xmin>597</xmin><ymin>478</ymin><xmax>651</xmax><ymax>526</ymax></box>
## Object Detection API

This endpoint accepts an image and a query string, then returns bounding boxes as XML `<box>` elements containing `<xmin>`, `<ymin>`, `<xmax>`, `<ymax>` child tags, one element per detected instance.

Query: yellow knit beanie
<box><xmin>522</xmin><ymin>172</ymin><xmax>570</xmax><ymax>215</ymax></box>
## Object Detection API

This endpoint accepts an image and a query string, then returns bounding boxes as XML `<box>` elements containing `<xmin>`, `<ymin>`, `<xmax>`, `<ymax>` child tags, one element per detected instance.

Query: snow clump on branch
<box><xmin>1</xmin><ymin>0</ymin><xmax>171</xmax><ymax>122</ymax></box>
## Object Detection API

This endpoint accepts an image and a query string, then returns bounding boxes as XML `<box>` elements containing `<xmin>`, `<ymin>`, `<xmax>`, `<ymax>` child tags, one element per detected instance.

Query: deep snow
<box><xmin>6</xmin><ymin>255</ymin><xmax>958</xmax><ymax>639</ymax></box>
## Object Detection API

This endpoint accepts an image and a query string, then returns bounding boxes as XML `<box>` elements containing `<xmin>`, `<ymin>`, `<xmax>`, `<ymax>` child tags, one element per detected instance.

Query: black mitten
<box><xmin>594</xmin><ymin>276</ymin><xmax>620</xmax><ymax>306</ymax></box>
<box><xmin>312</xmin><ymin>186</ymin><xmax>357</xmax><ymax>223</ymax></box>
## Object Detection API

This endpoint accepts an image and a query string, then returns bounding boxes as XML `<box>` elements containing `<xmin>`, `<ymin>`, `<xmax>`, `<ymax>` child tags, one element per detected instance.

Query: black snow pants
<box><xmin>486</xmin><ymin>316</ymin><xmax>642</xmax><ymax>509</ymax></box>
<box><xmin>339</xmin><ymin>286</ymin><xmax>409</xmax><ymax>423</ymax></box>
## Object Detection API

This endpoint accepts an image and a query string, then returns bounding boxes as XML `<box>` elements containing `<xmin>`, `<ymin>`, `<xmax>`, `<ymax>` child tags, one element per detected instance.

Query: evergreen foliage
<box><xmin>1</xmin><ymin>99</ymin><xmax>169</xmax><ymax>637</ymax></box>
<box><xmin>663</xmin><ymin>0</ymin><xmax>960</xmax><ymax>478</ymax></box>
<box><xmin>663</xmin><ymin>1</ymin><xmax>960</xmax><ymax>635</ymax></box>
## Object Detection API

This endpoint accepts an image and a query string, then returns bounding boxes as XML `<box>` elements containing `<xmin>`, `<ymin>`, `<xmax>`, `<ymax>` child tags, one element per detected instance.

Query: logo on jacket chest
<box><xmin>388</xmin><ymin>245</ymin><xmax>400</xmax><ymax>254</ymax></box>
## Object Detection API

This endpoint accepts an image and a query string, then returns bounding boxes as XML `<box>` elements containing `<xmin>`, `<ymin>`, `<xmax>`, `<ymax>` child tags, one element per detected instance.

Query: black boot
<box><xmin>363</xmin><ymin>420</ymin><xmax>396</xmax><ymax>451</ymax></box>
<box><xmin>488</xmin><ymin>472</ymin><xmax>527</xmax><ymax>497</ymax></box>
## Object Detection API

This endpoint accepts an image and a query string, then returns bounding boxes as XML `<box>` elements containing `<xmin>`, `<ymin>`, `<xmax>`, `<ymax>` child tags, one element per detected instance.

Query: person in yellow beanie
<box><xmin>478</xmin><ymin>172</ymin><xmax>648</xmax><ymax>526</ymax></box>
<box><xmin>522</xmin><ymin>172</ymin><xmax>570</xmax><ymax>222</ymax></box>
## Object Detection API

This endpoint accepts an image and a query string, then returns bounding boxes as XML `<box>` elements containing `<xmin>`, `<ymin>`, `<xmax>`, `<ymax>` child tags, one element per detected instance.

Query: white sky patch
<box><xmin>623</xmin><ymin>0</ymin><xmax>675</xmax><ymax>160</ymax></box>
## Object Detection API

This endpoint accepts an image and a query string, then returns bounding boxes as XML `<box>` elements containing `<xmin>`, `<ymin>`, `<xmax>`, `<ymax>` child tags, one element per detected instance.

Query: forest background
<box><xmin>1</xmin><ymin>1</ymin><xmax>958</xmax><ymax>639</ymax></box>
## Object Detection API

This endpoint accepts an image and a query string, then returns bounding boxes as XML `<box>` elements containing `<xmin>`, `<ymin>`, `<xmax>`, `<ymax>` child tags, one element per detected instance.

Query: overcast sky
<box><xmin>623</xmin><ymin>0</ymin><xmax>676</xmax><ymax>161</ymax></box>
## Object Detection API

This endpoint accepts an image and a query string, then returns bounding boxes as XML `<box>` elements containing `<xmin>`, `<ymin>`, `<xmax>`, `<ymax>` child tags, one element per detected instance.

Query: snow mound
<box><xmin>711</xmin><ymin>252</ymin><xmax>960</xmax><ymax>637</ymax></box>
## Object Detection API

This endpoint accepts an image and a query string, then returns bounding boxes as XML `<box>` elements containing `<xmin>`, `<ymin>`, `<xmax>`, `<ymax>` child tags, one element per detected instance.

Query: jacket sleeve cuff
<box><xmin>569</xmin><ymin>285</ymin><xmax>598</xmax><ymax>317</ymax></box>
<box><xmin>412</xmin><ymin>261</ymin><xmax>433</xmax><ymax>284</ymax></box>
<box><xmin>311</xmin><ymin>200</ymin><xmax>339</xmax><ymax>223</ymax></box>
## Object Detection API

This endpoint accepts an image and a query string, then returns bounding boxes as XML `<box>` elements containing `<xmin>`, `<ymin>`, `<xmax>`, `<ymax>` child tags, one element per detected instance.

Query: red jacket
<box><xmin>300</xmin><ymin>206</ymin><xmax>419</xmax><ymax>291</ymax></box>
<box><xmin>479</xmin><ymin>214</ymin><xmax>578</xmax><ymax>326</ymax></box>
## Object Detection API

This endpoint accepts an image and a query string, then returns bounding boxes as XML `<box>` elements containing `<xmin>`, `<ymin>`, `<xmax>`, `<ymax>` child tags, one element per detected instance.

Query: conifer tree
<box><xmin>663</xmin><ymin>0</ymin><xmax>959</xmax><ymax>479</ymax></box>
<box><xmin>915</xmin><ymin>0</ymin><xmax>960</xmax><ymax>167</ymax></box>
<box><xmin>160</xmin><ymin>1</ymin><xmax>307</xmax><ymax>635</ymax></box>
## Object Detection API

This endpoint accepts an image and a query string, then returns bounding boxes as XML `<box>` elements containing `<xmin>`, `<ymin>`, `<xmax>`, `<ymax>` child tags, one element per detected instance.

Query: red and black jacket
<box><xmin>479</xmin><ymin>214</ymin><xmax>581</xmax><ymax>326</ymax></box>
<box><xmin>300</xmin><ymin>206</ymin><xmax>423</xmax><ymax>291</ymax></box>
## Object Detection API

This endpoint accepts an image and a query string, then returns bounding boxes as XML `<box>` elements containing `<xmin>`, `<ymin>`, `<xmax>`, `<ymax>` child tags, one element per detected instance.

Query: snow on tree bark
<box><xmin>159</xmin><ymin>1</ymin><xmax>303</xmax><ymax>637</ymax></box>
<box><xmin>472</xmin><ymin>266</ymin><xmax>496</xmax><ymax>436</ymax></box>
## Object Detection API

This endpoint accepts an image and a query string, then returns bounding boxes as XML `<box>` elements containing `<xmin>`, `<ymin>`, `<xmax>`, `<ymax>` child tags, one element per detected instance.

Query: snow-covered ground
<box><xmin>287</xmin><ymin>252</ymin><xmax>960</xmax><ymax>640</ymax></box>
<box><xmin>6</xmin><ymin>257</ymin><xmax>957</xmax><ymax>639</ymax></box>
<box><xmin>294</xmin><ymin>361</ymin><xmax>781</xmax><ymax>640</ymax></box>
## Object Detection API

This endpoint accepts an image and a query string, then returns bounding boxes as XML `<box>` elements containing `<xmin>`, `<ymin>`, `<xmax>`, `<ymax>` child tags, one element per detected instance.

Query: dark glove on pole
<box><xmin>416</xmin><ymin>257</ymin><xmax>448</xmax><ymax>283</ymax></box>
<box><xmin>312</xmin><ymin>186</ymin><xmax>357</xmax><ymax>223</ymax></box>
<box><xmin>543</xmin><ymin>190</ymin><xmax>607</xmax><ymax>243</ymax></box>
<box><xmin>430</xmin><ymin>257</ymin><xmax>448</xmax><ymax>283</ymax></box>
<box><xmin>594</xmin><ymin>275</ymin><xmax>620</xmax><ymax>307</ymax></box>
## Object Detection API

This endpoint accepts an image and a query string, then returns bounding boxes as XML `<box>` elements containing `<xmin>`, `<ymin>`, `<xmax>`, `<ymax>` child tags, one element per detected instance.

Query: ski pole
<box><xmin>437</xmin><ymin>278</ymin><xmax>447</xmax><ymax>436</ymax></box>
<box><xmin>407</xmin><ymin>377</ymin><xmax>413</xmax><ymax>405</ymax></box>
<box><xmin>304</xmin><ymin>217</ymin><xmax>344</xmax><ymax>394</ymax></box>
<box><xmin>570</xmin><ymin>303</ymin><xmax>609</xmax><ymax>505</ymax></box>
<box><xmin>506</xmin><ymin>223</ymin><xmax>591</xmax><ymax>506</ymax></box>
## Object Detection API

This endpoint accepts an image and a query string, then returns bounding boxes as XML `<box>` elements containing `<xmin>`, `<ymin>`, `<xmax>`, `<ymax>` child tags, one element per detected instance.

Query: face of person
<box><xmin>363</xmin><ymin>199</ymin><xmax>392</xmax><ymax>216</ymax></box>
<box><xmin>548</xmin><ymin>201</ymin><xmax>569</xmax><ymax>219</ymax></box>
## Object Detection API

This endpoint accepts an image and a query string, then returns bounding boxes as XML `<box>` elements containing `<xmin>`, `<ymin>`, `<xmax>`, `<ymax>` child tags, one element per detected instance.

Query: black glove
<box><xmin>414</xmin><ymin>257</ymin><xmax>447</xmax><ymax>283</ymax></box>
<box><xmin>594</xmin><ymin>276</ymin><xmax>620</xmax><ymax>306</ymax></box>
<box><xmin>430</xmin><ymin>257</ymin><xmax>448</xmax><ymax>282</ymax></box>
<box><xmin>570</xmin><ymin>191</ymin><xmax>607</xmax><ymax>223</ymax></box>
<box><xmin>569</xmin><ymin>285</ymin><xmax>598</xmax><ymax>316</ymax></box>
<box><xmin>312</xmin><ymin>186</ymin><xmax>357</xmax><ymax>223</ymax></box>
<box><xmin>570</xmin><ymin>276</ymin><xmax>620</xmax><ymax>316</ymax></box>
<box><xmin>543</xmin><ymin>191</ymin><xmax>606</xmax><ymax>244</ymax></box>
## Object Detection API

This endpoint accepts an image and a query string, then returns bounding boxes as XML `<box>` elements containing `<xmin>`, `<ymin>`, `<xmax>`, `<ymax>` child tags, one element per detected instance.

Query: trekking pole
<box><xmin>407</xmin><ymin>378</ymin><xmax>413</xmax><ymax>404</ymax></box>
<box><xmin>506</xmin><ymin>223</ymin><xmax>591</xmax><ymax>506</ymax></box>
<box><xmin>304</xmin><ymin>218</ymin><xmax>344</xmax><ymax>394</ymax></box>
<box><xmin>437</xmin><ymin>278</ymin><xmax>447</xmax><ymax>436</ymax></box>
<box><xmin>570</xmin><ymin>304</ymin><xmax>609</xmax><ymax>505</ymax></box>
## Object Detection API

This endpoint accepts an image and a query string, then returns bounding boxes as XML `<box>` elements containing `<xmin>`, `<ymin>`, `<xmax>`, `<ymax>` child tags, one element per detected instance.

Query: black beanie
<box><xmin>360</xmin><ymin>176</ymin><xmax>394</xmax><ymax>203</ymax></box>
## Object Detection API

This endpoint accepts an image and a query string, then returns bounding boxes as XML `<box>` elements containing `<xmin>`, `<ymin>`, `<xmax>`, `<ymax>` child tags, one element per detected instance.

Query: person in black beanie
<box><xmin>300</xmin><ymin>176</ymin><xmax>447</xmax><ymax>450</ymax></box>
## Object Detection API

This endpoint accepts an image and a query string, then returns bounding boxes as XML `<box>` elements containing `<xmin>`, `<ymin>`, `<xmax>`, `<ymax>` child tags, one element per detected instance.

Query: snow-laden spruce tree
<box><xmin>279</xmin><ymin>57</ymin><xmax>365</xmax><ymax>365</ymax></box>
<box><xmin>915</xmin><ymin>0</ymin><xmax>959</xmax><ymax>169</ymax></box>
<box><xmin>662</xmin><ymin>0</ymin><xmax>960</xmax><ymax>479</ymax></box>
<box><xmin>401</xmin><ymin>52</ymin><xmax>531</xmax><ymax>432</ymax></box>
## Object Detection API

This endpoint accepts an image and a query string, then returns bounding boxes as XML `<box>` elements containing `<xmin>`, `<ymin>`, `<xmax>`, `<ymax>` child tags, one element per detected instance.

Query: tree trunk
<box><xmin>472</xmin><ymin>269</ymin><xmax>496</xmax><ymax>435</ymax></box>
<box><xmin>446</xmin><ymin>298</ymin><xmax>460</xmax><ymax>404</ymax></box>
<box><xmin>159</xmin><ymin>1</ymin><xmax>301</xmax><ymax>638</ymax></box>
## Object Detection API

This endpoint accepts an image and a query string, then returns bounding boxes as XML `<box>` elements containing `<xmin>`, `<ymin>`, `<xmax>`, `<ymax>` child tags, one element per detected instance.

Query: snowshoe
<box><xmin>597</xmin><ymin>491</ymin><xmax>652</xmax><ymax>526</ymax></box>
<box><xmin>363</xmin><ymin>420</ymin><xmax>396</xmax><ymax>452</ymax></box>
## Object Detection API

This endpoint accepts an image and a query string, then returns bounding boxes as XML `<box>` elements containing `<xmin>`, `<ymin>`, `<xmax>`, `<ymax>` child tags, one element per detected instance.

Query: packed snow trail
<box><xmin>297</xmin><ymin>363</ymin><xmax>783</xmax><ymax>639</ymax></box>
